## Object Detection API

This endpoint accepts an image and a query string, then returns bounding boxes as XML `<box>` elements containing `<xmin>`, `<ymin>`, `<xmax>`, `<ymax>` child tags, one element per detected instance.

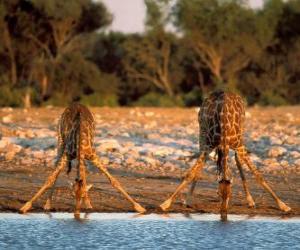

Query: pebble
<box><xmin>268</xmin><ymin>146</ymin><xmax>287</xmax><ymax>157</ymax></box>
<box><xmin>2</xmin><ymin>115</ymin><xmax>13</xmax><ymax>123</ymax></box>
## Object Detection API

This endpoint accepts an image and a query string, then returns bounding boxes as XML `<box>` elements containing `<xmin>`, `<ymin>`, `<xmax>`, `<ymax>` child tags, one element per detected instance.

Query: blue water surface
<box><xmin>0</xmin><ymin>213</ymin><xmax>299</xmax><ymax>250</ymax></box>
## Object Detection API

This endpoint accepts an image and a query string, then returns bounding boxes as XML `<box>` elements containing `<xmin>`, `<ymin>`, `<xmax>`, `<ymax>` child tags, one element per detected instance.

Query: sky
<box><xmin>101</xmin><ymin>0</ymin><xmax>264</xmax><ymax>33</ymax></box>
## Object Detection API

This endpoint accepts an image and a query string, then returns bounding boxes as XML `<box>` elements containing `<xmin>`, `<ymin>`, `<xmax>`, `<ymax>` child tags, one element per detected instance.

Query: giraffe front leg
<box><xmin>20</xmin><ymin>154</ymin><xmax>67</xmax><ymax>214</ymax></box>
<box><xmin>237</xmin><ymin>147</ymin><xmax>291</xmax><ymax>212</ymax></box>
<box><xmin>235</xmin><ymin>152</ymin><xmax>255</xmax><ymax>208</ymax></box>
<box><xmin>183</xmin><ymin>180</ymin><xmax>198</xmax><ymax>208</ymax></box>
<box><xmin>90</xmin><ymin>154</ymin><xmax>146</xmax><ymax>213</ymax></box>
<box><xmin>159</xmin><ymin>153</ymin><xmax>206</xmax><ymax>211</ymax></box>
<box><xmin>44</xmin><ymin>145</ymin><xmax>66</xmax><ymax>211</ymax></box>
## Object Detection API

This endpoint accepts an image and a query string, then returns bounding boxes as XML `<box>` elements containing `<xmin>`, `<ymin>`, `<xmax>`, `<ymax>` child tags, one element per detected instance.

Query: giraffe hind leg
<box><xmin>237</xmin><ymin>147</ymin><xmax>291</xmax><ymax>212</ymax></box>
<box><xmin>235</xmin><ymin>151</ymin><xmax>255</xmax><ymax>208</ymax></box>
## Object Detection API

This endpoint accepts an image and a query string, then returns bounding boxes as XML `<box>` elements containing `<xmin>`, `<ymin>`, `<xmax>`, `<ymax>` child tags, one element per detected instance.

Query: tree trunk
<box><xmin>23</xmin><ymin>89</ymin><xmax>31</xmax><ymax>108</ymax></box>
<box><xmin>3</xmin><ymin>23</ymin><xmax>17</xmax><ymax>85</ymax></box>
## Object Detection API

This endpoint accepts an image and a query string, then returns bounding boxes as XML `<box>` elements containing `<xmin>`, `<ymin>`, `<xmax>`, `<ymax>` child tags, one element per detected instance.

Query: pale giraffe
<box><xmin>159</xmin><ymin>91</ymin><xmax>291</xmax><ymax>220</ymax></box>
<box><xmin>20</xmin><ymin>103</ymin><xmax>146</xmax><ymax>216</ymax></box>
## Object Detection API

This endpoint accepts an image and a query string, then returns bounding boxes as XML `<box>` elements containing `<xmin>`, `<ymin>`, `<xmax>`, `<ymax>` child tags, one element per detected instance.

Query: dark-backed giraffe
<box><xmin>20</xmin><ymin>103</ymin><xmax>146</xmax><ymax>216</ymax></box>
<box><xmin>159</xmin><ymin>91</ymin><xmax>291</xmax><ymax>220</ymax></box>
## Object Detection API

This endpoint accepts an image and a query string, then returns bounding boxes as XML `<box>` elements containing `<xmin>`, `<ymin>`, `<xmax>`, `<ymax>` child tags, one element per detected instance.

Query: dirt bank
<box><xmin>0</xmin><ymin>106</ymin><xmax>299</xmax><ymax>216</ymax></box>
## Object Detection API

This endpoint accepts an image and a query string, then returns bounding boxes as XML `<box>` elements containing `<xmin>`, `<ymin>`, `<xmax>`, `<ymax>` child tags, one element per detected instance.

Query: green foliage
<box><xmin>0</xmin><ymin>86</ymin><xmax>22</xmax><ymax>107</ymax></box>
<box><xmin>182</xmin><ymin>87</ymin><xmax>203</xmax><ymax>107</ymax></box>
<box><xmin>259</xmin><ymin>90</ymin><xmax>288</xmax><ymax>106</ymax></box>
<box><xmin>133</xmin><ymin>92</ymin><xmax>184</xmax><ymax>107</ymax></box>
<box><xmin>0</xmin><ymin>0</ymin><xmax>300</xmax><ymax>107</ymax></box>
<box><xmin>81</xmin><ymin>93</ymin><xmax>118</xmax><ymax>107</ymax></box>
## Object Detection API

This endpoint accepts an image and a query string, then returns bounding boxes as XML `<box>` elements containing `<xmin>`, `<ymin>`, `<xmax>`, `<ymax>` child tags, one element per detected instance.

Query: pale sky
<box><xmin>101</xmin><ymin>0</ymin><xmax>264</xmax><ymax>33</ymax></box>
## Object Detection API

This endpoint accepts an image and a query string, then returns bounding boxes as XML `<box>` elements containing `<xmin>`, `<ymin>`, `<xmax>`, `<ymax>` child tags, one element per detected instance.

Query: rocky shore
<box><xmin>0</xmin><ymin>106</ymin><xmax>299</xmax><ymax>215</ymax></box>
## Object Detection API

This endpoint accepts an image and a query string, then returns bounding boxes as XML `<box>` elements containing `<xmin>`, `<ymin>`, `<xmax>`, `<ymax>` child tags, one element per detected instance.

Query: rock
<box><xmin>121</xmin><ymin>132</ymin><xmax>130</xmax><ymax>137</ymax></box>
<box><xmin>263</xmin><ymin>158</ymin><xmax>281</xmax><ymax>171</ymax></box>
<box><xmin>140</xmin><ymin>156</ymin><xmax>157</xmax><ymax>166</ymax></box>
<box><xmin>97</xmin><ymin>139</ymin><xmax>121</xmax><ymax>152</ymax></box>
<box><xmin>4</xmin><ymin>144</ymin><xmax>22</xmax><ymax>160</ymax></box>
<box><xmin>267</xmin><ymin>146</ymin><xmax>287</xmax><ymax>157</ymax></box>
<box><xmin>2</xmin><ymin>114</ymin><xmax>13</xmax><ymax>123</ymax></box>
<box><xmin>269</xmin><ymin>136</ymin><xmax>283</xmax><ymax>145</ymax></box>
<box><xmin>285</xmin><ymin>113</ymin><xmax>294</xmax><ymax>122</ymax></box>
<box><xmin>125</xmin><ymin>157</ymin><xmax>136</xmax><ymax>165</ymax></box>
<box><xmin>163</xmin><ymin>162</ymin><xmax>177</xmax><ymax>172</ymax></box>
<box><xmin>2</xmin><ymin>107</ymin><xmax>13</xmax><ymax>112</ymax></box>
<box><xmin>153</xmin><ymin>146</ymin><xmax>175</xmax><ymax>157</ymax></box>
<box><xmin>144</xmin><ymin>111</ymin><xmax>154</xmax><ymax>117</ymax></box>
<box><xmin>280</xmin><ymin>160</ymin><xmax>289</xmax><ymax>168</ymax></box>
<box><xmin>290</xmin><ymin>151</ymin><xmax>300</xmax><ymax>159</ymax></box>
<box><xmin>31</xmin><ymin>150</ymin><xmax>45</xmax><ymax>159</ymax></box>
<box><xmin>144</xmin><ymin>121</ymin><xmax>157</xmax><ymax>129</ymax></box>
<box><xmin>293</xmin><ymin>159</ymin><xmax>300</xmax><ymax>167</ymax></box>
<box><xmin>100</xmin><ymin>157</ymin><xmax>110</xmax><ymax>165</ymax></box>
<box><xmin>147</xmin><ymin>133</ymin><xmax>161</xmax><ymax>140</ymax></box>
<box><xmin>186</xmin><ymin>127</ymin><xmax>195</xmax><ymax>135</ymax></box>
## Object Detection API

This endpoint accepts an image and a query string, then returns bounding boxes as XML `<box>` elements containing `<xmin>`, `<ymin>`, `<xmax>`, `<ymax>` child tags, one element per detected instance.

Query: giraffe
<box><xmin>159</xmin><ymin>91</ymin><xmax>291</xmax><ymax>220</ymax></box>
<box><xmin>20</xmin><ymin>103</ymin><xmax>146</xmax><ymax>216</ymax></box>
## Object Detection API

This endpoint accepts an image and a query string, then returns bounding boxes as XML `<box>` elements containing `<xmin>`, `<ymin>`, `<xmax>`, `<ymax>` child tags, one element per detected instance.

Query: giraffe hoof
<box><xmin>20</xmin><ymin>202</ymin><xmax>32</xmax><ymax>214</ymax></box>
<box><xmin>44</xmin><ymin>199</ymin><xmax>51</xmax><ymax>211</ymax></box>
<box><xmin>247</xmin><ymin>197</ymin><xmax>255</xmax><ymax>208</ymax></box>
<box><xmin>183</xmin><ymin>198</ymin><xmax>193</xmax><ymax>208</ymax></box>
<box><xmin>74</xmin><ymin>213</ymin><xmax>81</xmax><ymax>220</ymax></box>
<box><xmin>220</xmin><ymin>212</ymin><xmax>228</xmax><ymax>221</ymax></box>
<box><xmin>278</xmin><ymin>201</ymin><xmax>291</xmax><ymax>212</ymax></box>
<box><xmin>159</xmin><ymin>199</ymin><xmax>172</xmax><ymax>211</ymax></box>
<box><xmin>134</xmin><ymin>203</ymin><xmax>146</xmax><ymax>214</ymax></box>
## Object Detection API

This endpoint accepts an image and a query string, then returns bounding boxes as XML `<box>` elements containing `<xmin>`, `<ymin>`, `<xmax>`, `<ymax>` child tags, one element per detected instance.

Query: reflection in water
<box><xmin>0</xmin><ymin>213</ymin><xmax>299</xmax><ymax>249</ymax></box>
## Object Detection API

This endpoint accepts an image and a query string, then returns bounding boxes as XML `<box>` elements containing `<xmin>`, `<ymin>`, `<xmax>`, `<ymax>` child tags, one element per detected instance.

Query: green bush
<box><xmin>0</xmin><ymin>86</ymin><xmax>23</xmax><ymax>107</ymax></box>
<box><xmin>182</xmin><ymin>87</ymin><xmax>203</xmax><ymax>107</ymax></box>
<box><xmin>259</xmin><ymin>91</ymin><xmax>288</xmax><ymax>106</ymax></box>
<box><xmin>81</xmin><ymin>92</ymin><xmax>119</xmax><ymax>106</ymax></box>
<box><xmin>44</xmin><ymin>93</ymin><xmax>72</xmax><ymax>107</ymax></box>
<box><xmin>133</xmin><ymin>92</ymin><xmax>184</xmax><ymax>107</ymax></box>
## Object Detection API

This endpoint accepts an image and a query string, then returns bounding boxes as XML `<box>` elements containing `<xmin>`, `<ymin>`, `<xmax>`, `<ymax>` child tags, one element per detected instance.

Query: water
<box><xmin>0</xmin><ymin>213</ymin><xmax>299</xmax><ymax>250</ymax></box>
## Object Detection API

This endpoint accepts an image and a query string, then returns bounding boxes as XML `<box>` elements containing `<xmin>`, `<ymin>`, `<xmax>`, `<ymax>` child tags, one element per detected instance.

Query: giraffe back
<box><xmin>58</xmin><ymin>103</ymin><xmax>95</xmax><ymax>161</ymax></box>
<box><xmin>199</xmin><ymin>91</ymin><xmax>245</xmax><ymax>151</ymax></box>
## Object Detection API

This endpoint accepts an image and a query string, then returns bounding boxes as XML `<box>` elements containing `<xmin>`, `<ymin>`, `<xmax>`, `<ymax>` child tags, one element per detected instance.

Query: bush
<box><xmin>133</xmin><ymin>92</ymin><xmax>184</xmax><ymax>107</ymax></box>
<box><xmin>81</xmin><ymin>92</ymin><xmax>119</xmax><ymax>106</ymax></box>
<box><xmin>182</xmin><ymin>87</ymin><xmax>203</xmax><ymax>107</ymax></box>
<box><xmin>259</xmin><ymin>91</ymin><xmax>288</xmax><ymax>106</ymax></box>
<box><xmin>0</xmin><ymin>86</ymin><xmax>23</xmax><ymax>107</ymax></box>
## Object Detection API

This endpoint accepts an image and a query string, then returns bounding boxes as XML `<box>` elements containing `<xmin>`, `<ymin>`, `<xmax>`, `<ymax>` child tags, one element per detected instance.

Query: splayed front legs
<box><xmin>236</xmin><ymin>147</ymin><xmax>291</xmax><ymax>212</ymax></box>
<box><xmin>90</xmin><ymin>154</ymin><xmax>146</xmax><ymax>213</ymax></box>
<box><xmin>20</xmin><ymin>154</ymin><xmax>67</xmax><ymax>214</ymax></box>
<box><xmin>160</xmin><ymin>153</ymin><xmax>206</xmax><ymax>211</ymax></box>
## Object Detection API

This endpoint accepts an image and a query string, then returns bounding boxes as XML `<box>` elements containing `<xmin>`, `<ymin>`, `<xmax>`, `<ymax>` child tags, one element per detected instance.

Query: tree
<box><xmin>173</xmin><ymin>0</ymin><xmax>261</xmax><ymax>90</ymax></box>
<box><xmin>0</xmin><ymin>0</ymin><xmax>112</xmax><ymax>106</ymax></box>
<box><xmin>122</xmin><ymin>0</ymin><xmax>177</xmax><ymax>97</ymax></box>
